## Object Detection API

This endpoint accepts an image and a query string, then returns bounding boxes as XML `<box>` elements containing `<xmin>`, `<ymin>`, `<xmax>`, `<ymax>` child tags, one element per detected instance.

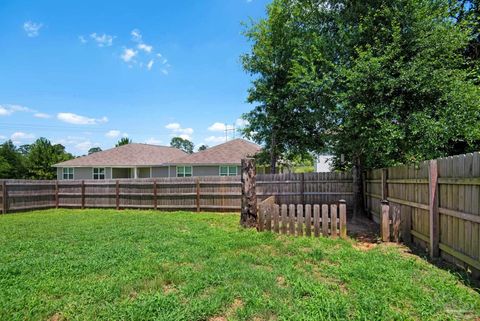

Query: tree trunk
<box><xmin>270</xmin><ymin>131</ymin><xmax>277</xmax><ymax>174</ymax></box>
<box><xmin>352</xmin><ymin>156</ymin><xmax>365</xmax><ymax>220</ymax></box>
<box><xmin>240</xmin><ymin>158</ymin><xmax>257</xmax><ymax>228</ymax></box>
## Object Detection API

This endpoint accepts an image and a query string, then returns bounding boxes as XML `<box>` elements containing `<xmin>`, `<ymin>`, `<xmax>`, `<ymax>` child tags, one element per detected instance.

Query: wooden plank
<box><xmin>196</xmin><ymin>178</ymin><xmax>200</xmax><ymax>213</ymax></box>
<box><xmin>2</xmin><ymin>181</ymin><xmax>7</xmax><ymax>214</ymax></box>
<box><xmin>411</xmin><ymin>229</ymin><xmax>430</xmax><ymax>243</ymax></box>
<box><xmin>257</xmin><ymin>192</ymin><xmax>354</xmax><ymax>196</ymax></box>
<box><xmin>273</xmin><ymin>204</ymin><xmax>280</xmax><ymax>233</ymax></box>
<box><xmin>305</xmin><ymin>204</ymin><xmax>312</xmax><ymax>237</ymax></box>
<box><xmin>81</xmin><ymin>180</ymin><xmax>85</xmax><ymax>210</ymax></box>
<box><xmin>153</xmin><ymin>179</ymin><xmax>158</xmax><ymax>210</ymax></box>
<box><xmin>381</xmin><ymin>168</ymin><xmax>388</xmax><ymax>200</ymax></box>
<box><xmin>55</xmin><ymin>180</ymin><xmax>59</xmax><ymax>209</ymax></box>
<box><xmin>439</xmin><ymin>243</ymin><xmax>480</xmax><ymax>271</ymax></box>
<box><xmin>321</xmin><ymin>204</ymin><xmax>329</xmax><ymax>236</ymax></box>
<box><xmin>281</xmin><ymin>204</ymin><xmax>288</xmax><ymax>234</ymax></box>
<box><xmin>257</xmin><ymin>180</ymin><xmax>353</xmax><ymax>185</ymax></box>
<box><xmin>300</xmin><ymin>173</ymin><xmax>305</xmax><ymax>205</ymax></box>
<box><xmin>429</xmin><ymin>160</ymin><xmax>440</xmax><ymax>257</ymax></box>
<box><xmin>438</xmin><ymin>177</ymin><xmax>480</xmax><ymax>185</ymax></box>
<box><xmin>257</xmin><ymin>204</ymin><xmax>264</xmax><ymax>231</ymax></box>
<box><xmin>115</xmin><ymin>180</ymin><xmax>120</xmax><ymax>210</ymax></box>
<box><xmin>439</xmin><ymin>208</ymin><xmax>480</xmax><ymax>224</ymax></box>
<box><xmin>313</xmin><ymin>204</ymin><xmax>320</xmax><ymax>237</ymax></box>
<box><xmin>265</xmin><ymin>204</ymin><xmax>272</xmax><ymax>232</ymax></box>
<box><xmin>381</xmin><ymin>201</ymin><xmax>390</xmax><ymax>242</ymax></box>
<box><xmin>330</xmin><ymin>204</ymin><xmax>338</xmax><ymax>237</ymax></box>
<box><xmin>289</xmin><ymin>204</ymin><xmax>296</xmax><ymax>235</ymax></box>
<box><xmin>339</xmin><ymin>200</ymin><xmax>347</xmax><ymax>239</ymax></box>
<box><xmin>387</xmin><ymin>197</ymin><xmax>429</xmax><ymax>211</ymax></box>
<box><xmin>386</xmin><ymin>179</ymin><xmax>429</xmax><ymax>184</ymax></box>
<box><xmin>297</xmin><ymin>204</ymin><xmax>304</xmax><ymax>236</ymax></box>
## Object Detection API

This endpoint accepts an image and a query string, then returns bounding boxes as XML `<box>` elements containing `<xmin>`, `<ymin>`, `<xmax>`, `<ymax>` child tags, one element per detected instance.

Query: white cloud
<box><xmin>23</xmin><ymin>21</ymin><xmax>43</xmax><ymax>37</ymax></box>
<box><xmin>0</xmin><ymin>104</ymin><xmax>34</xmax><ymax>116</ymax></box>
<box><xmin>178</xmin><ymin>134</ymin><xmax>191</xmax><ymax>140</ymax></box>
<box><xmin>165</xmin><ymin>123</ymin><xmax>193</xmax><ymax>135</ymax></box>
<box><xmin>34</xmin><ymin>112</ymin><xmax>51</xmax><ymax>119</ymax></box>
<box><xmin>57</xmin><ymin>112</ymin><xmax>108</xmax><ymax>125</ymax></box>
<box><xmin>161</xmin><ymin>69</ymin><xmax>169</xmax><ymax>75</ymax></box>
<box><xmin>78</xmin><ymin>35</ymin><xmax>87</xmax><ymax>44</ymax></box>
<box><xmin>138</xmin><ymin>43</ymin><xmax>153</xmax><ymax>53</ymax></box>
<box><xmin>235</xmin><ymin>118</ymin><xmax>249</xmax><ymax>127</ymax></box>
<box><xmin>145</xmin><ymin>137</ymin><xmax>162</xmax><ymax>145</ymax></box>
<box><xmin>147</xmin><ymin>60</ymin><xmax>154</xmax><ymax>70</ymax></box>
<box><xmin>131</xmin><ymin>29</ymin><xmax>142</xmax><ymax>42</ymax></box>
<box><xmin>208</xmin><ymin>122</ymin><xmax>234</xmax><ymax>132</ymax></box>
<box><xmin>121</xmin><ymin>48</ymin><xmax>137</xmax><ymax>62</ymax></box>
<box><xmin>74</xmin><ymin>140</ymin><xmax>96</xmax><ymax>153</ymax></box>
<box><xmin>205</xmin><ymin>136</ymin><xmax>227</xmax><ymax>145</ymax></box>
<box><xmin>11</xmin><ymin>132</ymin><xmax>35</xmax><ymax>144</ymax></box>
<box><xmin>90</xmin><ymin>33</ymin><xmax>114</xmax><ymax>47</ymax></box>
<box><xmin>105</xmin><ymin>130</ymin><xmax>128</xmax><ymax>138</ymax></box>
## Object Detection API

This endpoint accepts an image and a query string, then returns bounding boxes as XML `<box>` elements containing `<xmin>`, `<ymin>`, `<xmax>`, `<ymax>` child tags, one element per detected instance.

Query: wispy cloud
<box><xmin>90</xmin><ymin>33</ymin><xmax>115</xmax><ymax>47</ymax></box>
<box><xmin>121</xmin><ymin>48</ymin><xmax>137</xmax><ymax>62</ymax></box>
<box><xmin>138</xmin><ymin>43</ymin><xmax>152</xmax><ymax>53</ymax></box>
<box><xmin>78</xmin><ymin>35</ymin><xmax>87</xmax><ymax>44</ymax></box>
<box><xmin>57</xmin><ymin>112</ymin><xmax>108</xmax><ymax>125</ymax></box>
<box><xmin>165</xmin><ymin>123</ymin><xmax>193</xmax><ymax>140</ymax></box>
<box><xmin>34</xmin><ymin>112</ymin><xmax>51</xmax><ymax>119</ymax></box>
<box><xmin>145</xmin><ymin>137</ymin><xmax>162</xmax><ymax>145</ymax></box>
<box><xmin>0</xmin><ymin>104</ymin><xmax>35</xmax><ymax>116</ymax></box>
<box><xmin>131</xmin><ymin>29</ymin><xmax>142</xmax><ymax>42</ymax></box>
<box><xmin>23</xmin><ymin>21</ymin><xmax>43</xmax><ymax>37</ymax></box>
<box><xmin>11</xmin><ymin>131</ymin><xmax>35</xmax><ymax>144</ymax></box>
<box><xmin>208</xmin><ymin>119</ymin><xmax>249</xmax><ymax>132</ymax></box>
<box><xmin>205</xmin><ymin>136</ymin><xmax>227</xmax><ymax>145</ymax></box>
<box><xmin>147</xmin><ymin>60</ymin><xmax>154</xmax><ymax>70</ymax></box>
<box><xmin>105</xmin><ymin>130</ymin><xmax>128</xmax><ymax>138</ymax></box>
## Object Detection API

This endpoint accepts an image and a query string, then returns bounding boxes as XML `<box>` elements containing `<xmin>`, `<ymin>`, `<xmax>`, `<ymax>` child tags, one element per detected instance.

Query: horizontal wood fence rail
<box><xmin>0</xmin><ymin>171</ymin><xmax>354</xmax><ymax>214</ymax></box>
<box><xmin>257</xmin><ymin>200</ymin><xmax>347</xmax><ymax>238</ymax></box>
<box><xmin>365</xmin><ymin>152</ymin><xmax>480</xmax><ymax>278</ymax></box>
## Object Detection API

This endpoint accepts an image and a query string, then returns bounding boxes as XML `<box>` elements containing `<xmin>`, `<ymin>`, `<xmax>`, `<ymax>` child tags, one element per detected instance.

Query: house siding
<box><xmin>57</xmin><ymin>167</ymin><xmax>112</xmax><ymax>180</ymax></box>
<box><xmin>152</xmin><ymin>166</ymin><xmax>169</xmax><ymax>178</ymax></box>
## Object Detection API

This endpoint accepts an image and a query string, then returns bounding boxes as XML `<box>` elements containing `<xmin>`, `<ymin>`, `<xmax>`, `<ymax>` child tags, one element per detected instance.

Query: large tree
<box><xmin>170</xmin><ymin>137</ymin><xmax>194</xmax><ymax>154</ymax></box>
<box><xmin>242</xmin><ymin>0</ymin><xmax>480</xmax><ymax>216</ymax></box>
<box><xmin>0</xmin><ymin>140</ymin><xmax>27</xmax><ymax>179</ymax></box>
<box><xmin>27</xmin><ymin>138</ymin><xmax>74</xmax><ymax>179</ymax></box>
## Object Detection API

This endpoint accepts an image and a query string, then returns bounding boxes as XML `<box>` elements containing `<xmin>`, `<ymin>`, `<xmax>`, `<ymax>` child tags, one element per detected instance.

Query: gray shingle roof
<box><xmin>53</xmin><ymin>143</ymin><xmax>187</xmax><ymax>167</ymax></box>
<box><xmin>169</xmin><ymin>139</ymin><xmax>261</xmax><ymax>165</ymax></box>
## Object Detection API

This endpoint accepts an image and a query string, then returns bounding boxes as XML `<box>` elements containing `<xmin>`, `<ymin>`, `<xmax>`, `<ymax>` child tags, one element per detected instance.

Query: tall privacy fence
<box><xmin>365</xmin><ymin>152</ymin><xmax>480</xmax><ymax>276</ymax></box>
<box><xmin>0</xmin><ymin>172</ymin><xmax>354</xmax><ymax>214</ymax></box>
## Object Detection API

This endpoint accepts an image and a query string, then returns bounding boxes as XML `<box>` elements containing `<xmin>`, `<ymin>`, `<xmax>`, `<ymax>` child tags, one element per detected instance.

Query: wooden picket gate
<box><xmin>257</xmin><ymin>198</ymin><xmax>347</xmax><ymax>238</ymax></box>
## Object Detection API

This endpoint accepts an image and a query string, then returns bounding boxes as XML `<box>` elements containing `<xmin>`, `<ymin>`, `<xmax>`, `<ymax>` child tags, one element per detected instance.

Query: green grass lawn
<box><xmin>0</xmin><ymin>210</ymin><xmax>479</xmax><ymax>321</ymax></box>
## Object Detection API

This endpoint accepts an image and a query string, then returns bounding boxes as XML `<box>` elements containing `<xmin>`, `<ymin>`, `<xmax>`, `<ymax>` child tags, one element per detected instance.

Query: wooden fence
<box><xmin>257</xmin><ymin>197</ymin><xmax>347</xmax><ymax>238</ymax></box>
<box><xmin>365</xmin><ymin>152</ymin><xmax>480</xmax><ymax>276</ymax></box>
<box><xmin>0</xmin><ymin>172</ymin><xmax>354</xmax><ymax>214</ymax></box>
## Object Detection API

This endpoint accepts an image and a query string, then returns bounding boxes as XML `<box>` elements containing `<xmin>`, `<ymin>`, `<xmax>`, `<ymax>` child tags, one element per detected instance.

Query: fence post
<box><xmin>339</xmin><ymin>199</ymin><xmax>347</xmax><ymax>239</ymax></box>
<box><xmin>381</xmin><ymin>168</ymin><xmax>388</xmax><ymax>200</ymax></box>
<box><xmin>362</xmin><ymin>171</ymin><xmax>368</xmax><ymax>216</ymax></box>
<box><xmin>429</xmin><ymin>160</ymin><xmax>440</xmax><ymax>258</ymax></box>
<box><xmin>196</xmin><ymin>177</ymin><xmax>200</xmax><ymax>213</ymax></box>
<box><xmin>115</xmin><ymin>180</ymin><xmax>120</xmax><ymax>210</ymax></box>
<box><xmin>381</xmin><ymin>200</ymin><xmax>390</xmax><ymax>242</ymax></box>
<box><xmin>81</xmin><ymin>180</ymin><xmax>85</xmax><ymax>209</ymax></box>
<box><xmin>153</xmin><ymin>179</ymin><xmax>158</xmax><ymax>210</ymax></box>
<box><xmin>240</xmin><ymin>158</ymin><xmax>257</xmax><ymax>228</ymax></box>
<box><xmin>2</xmin><ymin>181</ymin><xmax>7</xmax><ymax>214</ymax></box>
<box><xmin>300</xmin><ymin>172</ymin><xmax>305</xmax><ymax>204</ymax></box>
<box><xmin>55</xmin><ymin>180</ymin><xmax>59</xmax><ymax>209</ymax></box>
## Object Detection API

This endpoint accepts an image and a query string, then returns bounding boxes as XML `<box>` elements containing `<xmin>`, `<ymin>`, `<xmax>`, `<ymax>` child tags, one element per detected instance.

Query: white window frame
<box><xmin>92</xmin><ymin>167</ymin><xmax>106</xmax><ymax>180</ymax></box>
<box><xmin>219</xmin><ymin>165</ymin><xmax>238</xmax><ymax>176</ymax></box>
<box><xmin>176</xmin><ymin>166</ymin><xmax>192</xmax><ymax>177</ymax></box>
<box><xmin>62</xmin><ymin>167</ymin><xmax>74</xmax><ymax>180</ymax></box>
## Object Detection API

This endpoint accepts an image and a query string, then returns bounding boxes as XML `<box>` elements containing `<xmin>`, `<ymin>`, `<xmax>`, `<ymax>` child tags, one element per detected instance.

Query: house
<box><xmin>53</xmin><ymin>139</ymin><xmax>261</xmax><ymax>180</ymax></box>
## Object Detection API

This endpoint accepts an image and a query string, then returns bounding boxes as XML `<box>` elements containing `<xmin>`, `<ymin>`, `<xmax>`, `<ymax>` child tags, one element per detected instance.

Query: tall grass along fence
<box><xmin>365</xmin><ymin>152</ymin><xmax>480</xmax><ymax>277</ymax></box>
<box><xmin>257</xmin><ymin>196</ymin><xmax>347</xmax><ymax>238</ymax></box>
<box><xmin>0</xmin><ymin>172</ymin><xmax>354</xmax><ymax>214</ymax></box>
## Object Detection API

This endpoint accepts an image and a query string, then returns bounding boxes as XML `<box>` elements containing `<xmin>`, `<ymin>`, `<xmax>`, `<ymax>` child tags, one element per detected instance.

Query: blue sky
<box><xmin>0</xmin><ymin>0</ymin><xmax>269</xmax><ymax>155</ymax></box>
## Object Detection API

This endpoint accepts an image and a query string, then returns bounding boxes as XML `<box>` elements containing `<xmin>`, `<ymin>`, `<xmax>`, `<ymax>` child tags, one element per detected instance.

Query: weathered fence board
<box><xmin>257</xmin><ymin>201</ymin><xmax>347</xmax><ymax>238</ymax></box>
<box><xmin>365</xmin><ymin>151</ymin><xmax>480</xmax><ymax>277</ymax></box>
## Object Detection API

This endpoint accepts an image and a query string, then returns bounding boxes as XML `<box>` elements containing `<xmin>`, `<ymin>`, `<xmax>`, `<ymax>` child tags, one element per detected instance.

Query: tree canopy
<box><xmin>242</xmin><ymin>0</ymin><xmax>480</xmax><ymax>172</ymax></box>
<box><xmin>116</xmin><ymin>137</ymin><xmax>132</xmax><ymax>147</ymax></box>
<box><xmin>88</xmin><ymin>147</ymin><xmax>102</xmax><ymax>155</ymax></box>
<box><xmin>170</xmin><ymin>137</ymin><xmax>194</xmax><ymax>154</ymax></box>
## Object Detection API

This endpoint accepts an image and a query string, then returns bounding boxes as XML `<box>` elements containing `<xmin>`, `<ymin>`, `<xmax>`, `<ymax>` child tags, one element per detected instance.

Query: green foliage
<box><xmin>26</xmin><ymin>138</ymin><xmax>74</xmax><ymax>179</ymax></box>
<box><xmin>88</xmin><ymin>147</ymin><xmax>102</xmax><ymax>155</ymax></box>
<box><xmin>0</xmin><ymin>140</ymin><xmax>27</xmax><ymax>179</ymax></box>
<box><xmin>242</xmin><ymin>0</ymin><xmax>480</xmax><ymax>170</ymax></box>
<box><xmin>197</xmin><ymin>144</ymin><xmax>208</xmax><ymax>151</ymax></box>
<box><xmin>170</xmin><ymin>137</ymin><xmax>194</xmax><ymax>154</ymax></box>
<box><xmin>116</xmin><ymin>137</ymin><xmax>132</xmax><ymax>147</ymax></box>
<box><xmin>0</xmin><ymin>209</ymin><xmax>479</xmax><ymax>320</ymax></box>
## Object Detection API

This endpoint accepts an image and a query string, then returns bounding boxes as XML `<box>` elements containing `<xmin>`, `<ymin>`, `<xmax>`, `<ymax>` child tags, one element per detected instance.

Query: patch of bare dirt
<box><xmin>48</xmin><ymin>313</ymin><xmax>64</xmax><ymax>321</ymax></box>
<box><xmin>208</xmin><ymin>299</ymin><xmax>244</xmax><ymax>321</ymax></box>
<box><xmin>276</xmin><ymin>276</ymin><xmax>285</xmax><ymax>287</ymax></box>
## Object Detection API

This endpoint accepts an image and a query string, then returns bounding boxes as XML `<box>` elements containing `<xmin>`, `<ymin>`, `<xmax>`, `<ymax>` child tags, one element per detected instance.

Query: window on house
<box><xmin>177</xmin><ymin>166</ymin><xmax>192</xmax><ymax>177</ymax></box>
<box><xmin>62</xmin><ymin>167</ymin><xmax>74</xmax><ymax>180</ymax></box>
<box><xmin>93</xmin><ymin>168</ymin><xmax>105</xmax><ymax>180</ymax></box>
<box><xmin>219</xmin><ymin>166</ymin><xmax>238</xmax><ymax>176</ymax></box>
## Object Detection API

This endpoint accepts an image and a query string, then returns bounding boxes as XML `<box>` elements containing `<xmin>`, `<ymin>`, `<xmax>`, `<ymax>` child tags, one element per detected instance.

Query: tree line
<box><xmin>241</xmin><ymin>0</ymin><xmax>480</xmax><ymax>214</ymax></box>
